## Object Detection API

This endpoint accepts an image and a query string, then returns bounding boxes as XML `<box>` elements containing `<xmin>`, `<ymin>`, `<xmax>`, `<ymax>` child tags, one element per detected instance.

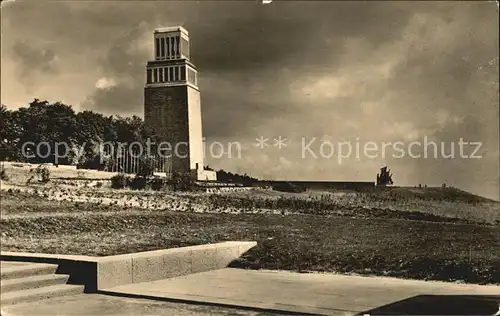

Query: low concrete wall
<box><xmin>1</xmin><ymin>161</ymin><xmax>121</xmax><ymax>184</ymax></box>
<box><xmin>95</xmin><ymin>241</ymin><xmax>256</xmax><ymax>289</ymax></box>
<box><xmin>1</xmin><ymin>241</ymin><xmax>257</xmax><ymax>292</ymax></box>
<box><xmin>205</xmin><ymin>187</ymin><xmax>253</xmax><ymax>194</ymax></box>
<box><xmin>260</xmin><ymin>180</ymin><xmax>375</xmax><ymax>190</ymax></box>
<box><xmin>52</xmin><ymin>178</ymin><xmax>112</xmax><ymax>188</ymax></box>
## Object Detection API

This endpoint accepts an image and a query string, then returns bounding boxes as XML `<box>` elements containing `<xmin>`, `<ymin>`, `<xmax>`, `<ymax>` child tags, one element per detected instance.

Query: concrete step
<box><xmin>1</xmin><ymin>274</ymin><xmax>70</xmax><ymax>293</ymax></box>
<box><xmin>0</xmin><ymin>284</ymin><xmax>84</xmax><ymax>306</ymax></box>
<box><xmin>1</xmin><ymin>263</ymin><xmax>58</xmax><ymax>281</ymax></box>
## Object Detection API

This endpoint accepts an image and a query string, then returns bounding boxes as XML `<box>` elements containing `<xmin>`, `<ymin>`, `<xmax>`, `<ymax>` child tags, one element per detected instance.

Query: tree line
<box><xmin>0</xmin><ymin>99</ymin><xmax>258</xmax><ymax>183</ymax></box>
<box><xmin>1</xmin><ymin>99</ymin><xmax>152</xmax><ymax>168</ymax></box>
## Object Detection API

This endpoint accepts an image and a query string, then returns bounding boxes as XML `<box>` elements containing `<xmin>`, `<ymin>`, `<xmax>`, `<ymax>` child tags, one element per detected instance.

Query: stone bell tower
<box><xmin>144</xmin><ymin>26</ymin><xmax>210</xmax><ymax>179</ymax></box>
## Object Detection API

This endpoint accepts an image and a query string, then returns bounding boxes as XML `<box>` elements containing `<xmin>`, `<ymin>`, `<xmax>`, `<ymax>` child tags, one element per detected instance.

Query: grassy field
<box><xmin>1</xmin><ymin>189</ymin><xmax>499</xmax><ymax>285</ymax></box>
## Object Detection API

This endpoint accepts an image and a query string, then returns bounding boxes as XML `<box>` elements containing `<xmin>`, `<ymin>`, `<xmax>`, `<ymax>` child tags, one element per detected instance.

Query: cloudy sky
<box><xmin>1</xmin><ymin>1</ymin><xmax>499</xmax><ymax>199</ymax></box>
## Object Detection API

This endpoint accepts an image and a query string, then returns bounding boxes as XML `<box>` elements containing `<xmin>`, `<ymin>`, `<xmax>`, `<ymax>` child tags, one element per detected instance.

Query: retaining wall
<box><xmin>261</xmin><ymin>181</ymin><xmax>375</xmax><ymax>190</ymax></box>
<box><xmin>205</xmin><ymin>187</ymin><xmax>254</xmax><ymax>194</ymax></box>
<box><xmin>1</xmin><ymin>241</ymin><xmax>257</xmax><ymax>292</ymax></box>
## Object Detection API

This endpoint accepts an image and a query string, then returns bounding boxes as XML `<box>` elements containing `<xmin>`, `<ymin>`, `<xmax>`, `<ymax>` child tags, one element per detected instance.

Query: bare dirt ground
<box><xmin>1</xmin><ymin>181</ymin><xmax>499</xmax><ymax>285</ymax></box>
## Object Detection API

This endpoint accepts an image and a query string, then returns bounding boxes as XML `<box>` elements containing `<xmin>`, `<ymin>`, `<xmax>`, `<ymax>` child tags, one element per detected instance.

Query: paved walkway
<box><xmin>1</xmin><ymin>293</ymin><xmax>278</xmax><ymax>316</ymax></box>
<box><xmin>0</xmin><ymin>261</ymin><xmax>31</xmax><ymax>269</ymax></box>
<box><xmin>2</xmin><ymin>268</ymin><xmax>499</xmax><ymax>315</ymax></box>
<box><xmin>103</xmin><ymin>268</ymin><xmax>500</xmax><ymax>315</ymax></box>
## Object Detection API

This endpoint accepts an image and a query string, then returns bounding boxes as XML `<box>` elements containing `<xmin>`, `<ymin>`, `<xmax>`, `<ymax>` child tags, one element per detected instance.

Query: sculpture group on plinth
<box><xmin>376</xmin><ymin>166</ymin><xmax>393</xmax><ymax>186</ymax></box>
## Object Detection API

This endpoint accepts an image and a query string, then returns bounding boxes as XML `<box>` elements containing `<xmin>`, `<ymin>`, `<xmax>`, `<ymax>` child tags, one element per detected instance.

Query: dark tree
<box><xmin>2</xmin><ymin>99</ymin><xmax>157</xmax><ymax>171</ymax></box>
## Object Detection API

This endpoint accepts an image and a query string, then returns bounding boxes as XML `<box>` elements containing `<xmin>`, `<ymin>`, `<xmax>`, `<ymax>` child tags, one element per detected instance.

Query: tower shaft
<box><xmin>144</xmin><ymin>26</ymin><xmax>205</xmax><ymax>179</ymax></box>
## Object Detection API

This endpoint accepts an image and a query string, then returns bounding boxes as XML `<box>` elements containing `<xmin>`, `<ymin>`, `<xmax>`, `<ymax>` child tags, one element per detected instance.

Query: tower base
<box><xmin>197</xmin><ymin>169</ymin><xmax>217</xmax><ymax>181</ymax></box>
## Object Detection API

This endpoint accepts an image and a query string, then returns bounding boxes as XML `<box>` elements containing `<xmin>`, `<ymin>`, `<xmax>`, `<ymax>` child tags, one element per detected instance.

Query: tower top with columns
<box><xmin>152</xmin><ymin>25</ymin><xmax>190</xmax><ymax>61</ymax></box>
<box><xmin>154</xmin><ymin>26</ymin><xmax>189</xmax><ymax>35</ymax></box>
<box><xmin>145</xmin><ymin>26</ymin><xmax>198</xmax><ymax>89</ymax></box>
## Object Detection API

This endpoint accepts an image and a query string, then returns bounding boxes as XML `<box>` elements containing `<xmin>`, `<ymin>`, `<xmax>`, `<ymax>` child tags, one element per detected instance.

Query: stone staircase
<box><xmin>1</xmin><ymin>261</ymin><xmax>84</xmax><ymax>306</ymax></box>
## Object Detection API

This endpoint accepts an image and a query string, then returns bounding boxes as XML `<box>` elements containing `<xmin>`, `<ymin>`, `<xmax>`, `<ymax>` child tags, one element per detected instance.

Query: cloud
<box><xmin>95</xmin><ymin>77</ymin><xmax>116</xmax><ymax>90</ymax></box>
<box><xmin>10</xmin><ymin>41</ymin><xmax>58</xmax><ymax>90</ymax></box>
<box><xmin>83</xmin><ymin>82</ymin><xmax>142</xmax><ymax>116</ymax></box>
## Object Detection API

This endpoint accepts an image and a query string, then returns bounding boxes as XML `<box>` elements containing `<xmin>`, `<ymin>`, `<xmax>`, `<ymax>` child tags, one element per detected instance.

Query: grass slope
<box><xmin>1</xmin><ymin>190</ymin><xmax>499</xmax><ymax>284</ymax></box>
